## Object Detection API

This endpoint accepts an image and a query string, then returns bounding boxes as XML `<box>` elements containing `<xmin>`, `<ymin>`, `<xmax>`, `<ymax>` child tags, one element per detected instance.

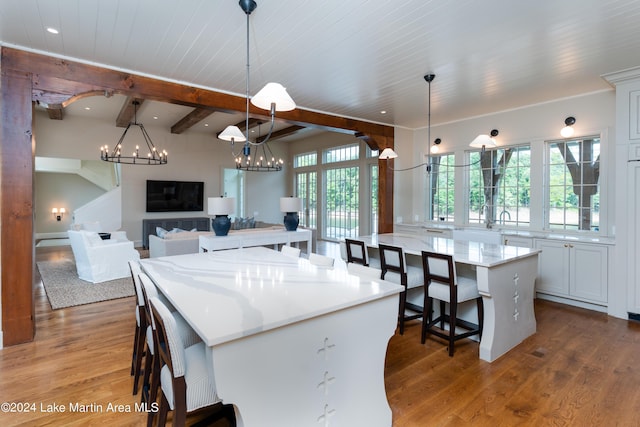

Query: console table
<box><xmin>141</xmin><ymin>217</ymin><xmax>209</xmax><ymax>248</ymax></box>
<box><xmin>199</xmin><ymin>228</ymin><xmax>313</xmax><ymax>255</ymax></box>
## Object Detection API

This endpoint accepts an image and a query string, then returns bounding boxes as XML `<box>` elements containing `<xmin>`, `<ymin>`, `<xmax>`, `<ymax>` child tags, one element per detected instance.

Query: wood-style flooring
<box><xmin>1</xmin><ymin>245</ymin><xmax>639</xmax><ymax>426</ymax></box>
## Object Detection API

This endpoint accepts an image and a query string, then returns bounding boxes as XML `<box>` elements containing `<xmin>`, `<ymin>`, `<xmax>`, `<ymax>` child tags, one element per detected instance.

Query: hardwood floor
<box><xmin>1</xmin><ymin>244</ymin><xmax>639</xmax><ymax>426</ymax></box>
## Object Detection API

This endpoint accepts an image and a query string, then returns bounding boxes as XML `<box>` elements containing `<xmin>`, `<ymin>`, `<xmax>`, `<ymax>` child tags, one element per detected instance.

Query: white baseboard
<box><xmin>536</xmin><ymin>292</ymin><xmax>608</xmax><ymax>313</ymax></box>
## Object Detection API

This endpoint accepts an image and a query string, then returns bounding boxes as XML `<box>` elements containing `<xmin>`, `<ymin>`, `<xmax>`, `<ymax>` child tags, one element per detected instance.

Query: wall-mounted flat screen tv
<box><xmin>146</xmin><ymin>180</ymin><xmax>204</xmax><ymax>212</ymax></box>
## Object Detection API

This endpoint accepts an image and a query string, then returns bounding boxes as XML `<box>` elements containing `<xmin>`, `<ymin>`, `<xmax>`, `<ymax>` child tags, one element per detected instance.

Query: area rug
<box><xmin>37</xmin><ymin>259</ymin><xmax>134</xmax><ymax>310</ymax></box>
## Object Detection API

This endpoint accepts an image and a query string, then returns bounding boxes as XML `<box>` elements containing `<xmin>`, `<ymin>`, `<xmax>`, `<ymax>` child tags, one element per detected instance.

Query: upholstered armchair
<box><xmin>68</xmin><ymin>230</ymin><xmax>140</xmax><ymax>283</ymax></box>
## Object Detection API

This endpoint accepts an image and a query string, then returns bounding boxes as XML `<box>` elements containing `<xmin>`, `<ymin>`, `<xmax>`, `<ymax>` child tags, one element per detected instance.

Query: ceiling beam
<box><xmin>46</xmin><ymin>108</ymin><xmax>64</xmax><ymax>120</ymax></box>
<box><xmin>256</xmin><ymin>125</ymin><xmax>306</xmax><ymax>143</ymax></box>
<box><xmin>171</xmin><ymin>108</ymin><xmax>214</xmax><ymax>134</ymax></box>
<box><xmin>2</xmin><ymin>48</ymin><xmax>393</xmax><ymax>143</ymax></box>
<box><xmin>116</xmin><ymin>96</ymin><xmax>145</xmax><ymax>128</ymax></box>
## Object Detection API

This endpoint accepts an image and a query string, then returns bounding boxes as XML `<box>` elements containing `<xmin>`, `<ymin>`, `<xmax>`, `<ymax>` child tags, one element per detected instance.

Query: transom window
<box><xmin>468</xmin><ymin>144</ymin><xmax>531</xmax><ymax>227</ymax></box>
<box><xmin>546</xmin><ymin>137</ymin><xmax>600</xmax><ymax>232</ymax></box>
<box><xmin>293</xmin><ymin>152</ymin><xmax>317</xmax><ymax>168</ymax></box>
<box><xmin>323</xmin><ymin>144</ymin><xmax>359</xmax><ymax>164</ymax></box>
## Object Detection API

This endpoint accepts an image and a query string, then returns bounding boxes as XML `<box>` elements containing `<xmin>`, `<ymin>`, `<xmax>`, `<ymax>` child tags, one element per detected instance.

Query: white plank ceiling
<box><xmin>2</xmin><ymin>0</ymin><xmax>640</xmax><ymax>132</ymax></box>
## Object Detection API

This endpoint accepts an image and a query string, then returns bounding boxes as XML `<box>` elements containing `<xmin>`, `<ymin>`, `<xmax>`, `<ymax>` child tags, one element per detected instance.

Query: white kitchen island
<box><xmin>140</xmin><ymin>247</ymin><xmax>402</xmax><ymax>427</ymax></box>
<box><xmin>357</xmin><ymin>233</ymin><xmax>541</xmax><ymax>363</ymax></box>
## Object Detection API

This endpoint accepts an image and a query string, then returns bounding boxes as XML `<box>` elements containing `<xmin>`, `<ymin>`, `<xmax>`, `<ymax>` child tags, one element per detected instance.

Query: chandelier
<box><xmin>100</xmin><ymin>100</ymin><xmax>167</xmax><ymax>165</ymax></box>
<box><xmin>218</xmin><ymin>0</ymin><xmax>295</xmax><ymax>172</ymax></box>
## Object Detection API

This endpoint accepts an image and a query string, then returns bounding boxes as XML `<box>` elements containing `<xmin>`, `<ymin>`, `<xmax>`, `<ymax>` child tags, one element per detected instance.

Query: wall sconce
<box><xmin>561</xmin><ymin>116</ymin><xmax>576</xmax><ymax>138</ymax></box>
<box><xmin>52</xmin><ymin>207</ymin><xmax>65</xmax><ymax>221</ymax></box>
<box><xmin>469</xmin><ymin>129</ymin><xmax>498</xmax><ymax>151</ymax></box>
<box><xmin>430</xmin><ymin>138</ymin><xmax>442</xmax><ymax>154</ymax></box>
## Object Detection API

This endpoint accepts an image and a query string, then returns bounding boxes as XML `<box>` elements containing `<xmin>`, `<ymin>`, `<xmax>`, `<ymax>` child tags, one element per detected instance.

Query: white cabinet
<box><xmin>502</xmin><ymin>235</ymin><xmax>533</xmax><ymax>248</ymax></box>
<box><xmin>534</xmin><ymin>239</ymin><xmax>608</xmax><ymax>306</ymax></box>
<box><xmin>628</xmin><ymin>160</ymin><xmax>640</xmax><ymax>315</ymax></box>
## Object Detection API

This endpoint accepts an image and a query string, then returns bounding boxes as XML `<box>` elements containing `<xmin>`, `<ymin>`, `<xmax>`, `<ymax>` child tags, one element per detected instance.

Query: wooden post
<box><xmin>1</xmin><ymin>66</ymin><xmax>36</xmax><ymax>345</ymax></box>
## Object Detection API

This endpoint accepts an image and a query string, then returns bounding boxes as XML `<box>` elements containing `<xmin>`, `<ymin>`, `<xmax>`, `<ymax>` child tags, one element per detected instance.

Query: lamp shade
<box><xmin>218</xmin><ymin>125</ymin><xmax>247</xmax><ymax>142</ymax></box>
<box><xmin>560</xmin><ymin>125</ymin><xmax>574</xmax><ymax>138</ymax></box>
<box><xmin>208</xmin><ymin>197</ymin><xmax>236</xmax><ymax>215</ymax></box>
<box><xmin>251</xmin><ymin>83</ymin><xmax>296</xmax><ymax>112</ymax></box>
<box><xmin>469</xmin><ymin>134</ymin><xmax>497</xmax><ymax>149</ymax></box>
<box><xmin>280</xmin><ymin>197</ymin><xmax>303</xmax><ymax>213</ymax></box>
<box><xmin>378</xmin><ymin>148</ymin><xmax>398</xmax><ymax>159</ymax></box>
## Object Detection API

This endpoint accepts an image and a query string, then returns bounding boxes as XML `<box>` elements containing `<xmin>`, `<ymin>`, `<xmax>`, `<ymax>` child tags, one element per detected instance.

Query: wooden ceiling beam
<box><xmin>116</xmin><ymin>96</ymin><xmax>145</xmax><ymax>128</ymax></box>
<box><xmin>171</xmin><ymin>108</ymin><xmax>215</xmax><ymax>134</ymax></box>
<box><xmin>256</xmin><ymin>125</ymin><xmax>306</xmax><ymax>144</ymax></box>
<box><xmin>2</xmin><ymin>48</ymin><xmax>393</xmax><ymax>140</ymax></box>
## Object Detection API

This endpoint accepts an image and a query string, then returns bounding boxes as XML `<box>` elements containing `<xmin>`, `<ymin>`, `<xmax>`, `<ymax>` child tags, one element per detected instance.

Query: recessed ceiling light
<box><xmin>46</xmin><ymin>27</ymin><xmax>59</xmax><ymax>35</ymax></box>
<box><xmin>380</xmin><ymin>110</ymin><xmax>387</xmax><ymax>114</ymax></box>
<box><xmin>84</xmin><ymin>107</ymin><xmax>91</xmax><ymax>111</ymax></box>
<box><xmin>153</xmin><ymin>116</ymin><xmax>158</xmax><ymax>120</ymax></box>
<box><xmin>204</xmin><ymin>123</ymin><xmax>209</xmax><ymax>127</ymax></box>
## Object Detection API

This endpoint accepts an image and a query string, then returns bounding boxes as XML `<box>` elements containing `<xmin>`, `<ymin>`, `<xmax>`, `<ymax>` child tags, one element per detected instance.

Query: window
<box><xmin>325</xmin><ymin>166</ymin><xmax>359</xmax><ymax>239</ymax></box>
<box><xmin>546</xmin><ymin>137</ymin><xmax>600</xmax><ymax>231</ymax></box>
<box><xmin>324</xmin><ymin>144</ymin><xmax>359</xmax><ymax>164</ymax></box>
<box><xmin>428</xmin><ymin>154</ymin><xmax>455</xmax><ymax>221</ymax></box>
<box><xmin>293</xmin><ymin>152</ymin><xmax>317</xmax><ymax>168</ymax></box>
<box><xmin>468</xmin><ymin>144</ymin><xmax>531</xmax><ymax>227</ymax></box>
<box><xmin>295</xmin><ymin>171</ymin><xmax>317</xmax><ymax>228</ymax></box>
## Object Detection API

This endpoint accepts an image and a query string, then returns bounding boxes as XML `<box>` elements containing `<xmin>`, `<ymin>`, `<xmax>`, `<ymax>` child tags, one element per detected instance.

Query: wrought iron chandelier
<box><xmin>100</xmin><ymin>100</ymin><xmax>167</xmax><ymax>165</ymax></box>
<box><xmin>217</xmin><ymin>0</ymin><xmax>295</xmax><ymax>172</ymax></box>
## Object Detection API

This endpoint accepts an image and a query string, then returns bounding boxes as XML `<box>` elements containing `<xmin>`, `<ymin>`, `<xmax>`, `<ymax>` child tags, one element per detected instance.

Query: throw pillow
<box><xmin>156</xmin><ymin>227</ymin><xmax>168</xmax><ymax>238</ymax></box>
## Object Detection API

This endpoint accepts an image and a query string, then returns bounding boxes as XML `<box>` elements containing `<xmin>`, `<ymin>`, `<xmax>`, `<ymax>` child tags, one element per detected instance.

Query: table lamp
<box><xmin>280</xmin><ymin>197</ymin><xmax>303</xmax><ymax>231</ymax></box>
<box><xmin>208</xmin><ymin>197</ymin><xmax>236</xmax><ymax>236</ymax></box>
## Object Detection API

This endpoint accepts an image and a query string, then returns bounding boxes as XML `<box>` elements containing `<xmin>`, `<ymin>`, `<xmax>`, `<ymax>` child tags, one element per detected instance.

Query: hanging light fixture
<box><xmin>218</xmin><ymin>0</ymin><xmax>295</xmax><ymax>172</ymax></box>
<box><xmin>379</xmin><ymin>74</ymin><xmax>436</xmax><ymax>172</ymax></box>
<box><xmin>100</xmin><ymin>100</ymin><xmax>167</xmax><ymax>165</ymax></box>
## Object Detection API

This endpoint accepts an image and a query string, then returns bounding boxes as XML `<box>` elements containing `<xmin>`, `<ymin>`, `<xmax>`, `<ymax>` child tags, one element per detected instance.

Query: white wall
<box><xmin>35</xmin><ymin>172</ymin><xmax>105</xmax><ymax>235</ymax></box>
<box><xmin>34</xmin><ymin>108</ymin><xmax>287</xmax><ymax>245</ymax></box>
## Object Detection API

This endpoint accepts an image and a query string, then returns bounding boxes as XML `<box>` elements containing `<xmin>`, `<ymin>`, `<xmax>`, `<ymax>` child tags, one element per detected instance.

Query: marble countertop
<box><xmin>140</xmin><ymin>247</ymin><xmax>402</xmax><ymax>346</ymax></box>
<box><xmin>358</xmin><ymin>233</ymin><xmax>540</xmax><ymax>268</ymax></box>
<box><xmin>395</xmin><ymin>222</ymin><xmax>615</xmax><ymax>245</ymax></box>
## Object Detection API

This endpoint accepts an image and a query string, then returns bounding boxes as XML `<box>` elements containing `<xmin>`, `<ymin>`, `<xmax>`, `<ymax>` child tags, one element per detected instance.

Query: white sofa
<box><xmin>68</xmin><ymin>230</ymin><xmax>140</xmax><ymax>283</ymax></box>
<box><xmin>149</xmin><ymin>231</ymin><xmax>214</xmax><ymax>258</ymax></box>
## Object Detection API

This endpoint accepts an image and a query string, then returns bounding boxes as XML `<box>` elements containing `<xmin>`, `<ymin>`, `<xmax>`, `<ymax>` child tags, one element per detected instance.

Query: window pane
<box><xmin>324</xmin><ymin>144</ymin><xmax>359</xmax><ymax>164</ymax></box>
<box><xmin>294</xmin><ymin>152</ymin><xmax>317</xmax><ymax>168</ymax></box>
<box><xmin>428</xmin><ymin>154</ymin><xmax>455</xmax><ymax>221</ymax></box>
<box><xmin>468</xmin><ymin>145</ymin><xmax>530</xmax><ymax>227</ymax></box>
<box><xmin>546</xmin><ymin>137</ymin><xmax>600</xmax><ymax>231</ymax></box>
<box><xmin>325</xmin><ymin>167</ymin><xmax>359</xmax><ymax>239</ymax></box>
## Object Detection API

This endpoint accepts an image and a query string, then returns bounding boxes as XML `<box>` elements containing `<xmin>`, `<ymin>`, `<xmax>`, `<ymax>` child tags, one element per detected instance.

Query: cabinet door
<box><xmin>630</xmin><ymin>162</ymin><xmax>640</xmax><ymax>314</ymax></box>
<box><xmin>534</xmin><ymin>239</ymin><xmax>570</xmax><ymax>295</ymax></box>
<box><xmin>570</xmin><ymin>243</ymin><xmax>608</xmax><ymax>303</ymax></box>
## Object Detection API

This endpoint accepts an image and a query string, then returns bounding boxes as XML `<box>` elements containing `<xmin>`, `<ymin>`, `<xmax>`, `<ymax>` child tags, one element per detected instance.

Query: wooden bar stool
<box><xmin>379</xmin><ymin>244</ymin><xmax>424</xmax><ymax>335</ymax></box>
<box><xmin>421</xmin><ymin>251</ymin><xmax>483</xmax><ymax>356</ymax></box>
